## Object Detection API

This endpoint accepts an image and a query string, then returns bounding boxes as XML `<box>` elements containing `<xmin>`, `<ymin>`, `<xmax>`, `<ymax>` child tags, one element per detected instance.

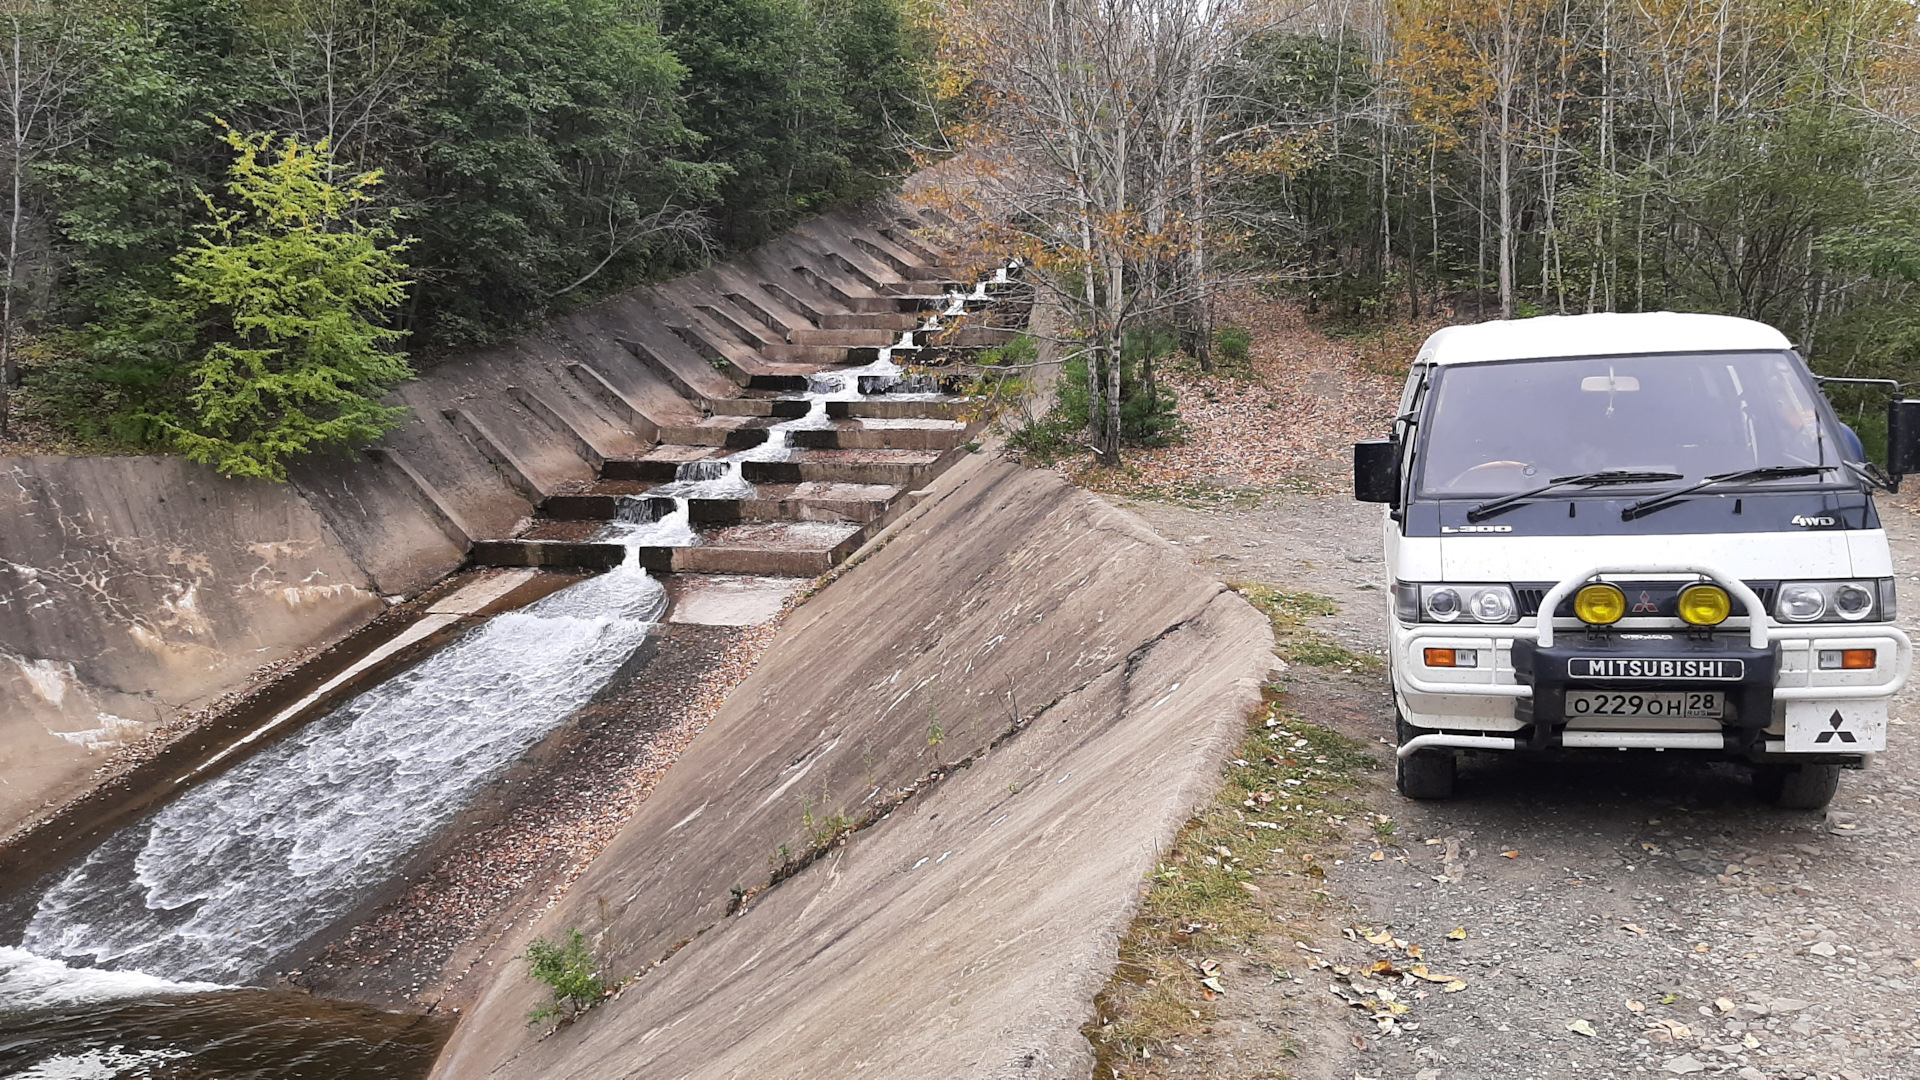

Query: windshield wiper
<box><xmin>1620</xmin><ymin>465</ymin><xmax>1835</xmax><ymax>521</ymax></box>
<box><xmin>1466</xmin><ymin>470</ymin><xmax>1684</xmax><ymax>522</ymax></box>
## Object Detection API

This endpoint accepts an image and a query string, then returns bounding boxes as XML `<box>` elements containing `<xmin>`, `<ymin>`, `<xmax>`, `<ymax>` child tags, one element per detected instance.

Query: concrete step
<box><xmin>540</xmin><ymin>481</ymin><xmax>900</xmax><ymax>525</ymax></box>
<box><xmin>709</xmin><ymin>398</ymin><xmax>815</xmax><ymax>418</ymax></box>
<box><xmin>468</xmin><ymin>539</ymin><xmax>627</xmax><ymax>569</ymax></box>
<box><xmin>826</xmin><ymin>398</ymin><xmax>969</xmax><ymax>421</ymax></box>
<box><xmin>659</xmin><ymin>417</ymin><xmax>774</xmax><ymax>449</ymax></box>
<box><xmin>820</xmin><ymin>311</ymin><xmax>921</xmax><ymax>331</ymax></box>
<box><xmin>787</xmin><ymin>422</ymin><xmax>968</xmax><ymax>452</ymax></box>
<box><xmin>788</xmin><ymin>327</ymin><xmax>900</xmax><ymax>347</ymax></box>
<box><xmin>488</xmin><ymin>520</ymin><xmax>871</xmax><ymax>577</ymax></box>
<box><xmin>601</xmin><ymin>445</ymin><xmax>727</xmax><ymax>483</ymax></box>
<box><xmin>656</xmin><ymin>419</ymin><xmax>967</xmax><ymax>452</ymax></box>
<box><xmin>743</xmin><ymin>448</ymin><xmax>955</xmax><ymax>487</ymax></box>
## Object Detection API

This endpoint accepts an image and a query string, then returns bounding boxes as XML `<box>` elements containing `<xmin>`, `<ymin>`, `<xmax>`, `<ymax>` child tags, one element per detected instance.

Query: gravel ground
<box><xmin>1115</xmin><ymin>490</ymin><xmax>1920</xmax><ymax>1080</ymax></box>
<box><xmin>1088</xmin><ymin>292</ymin><xmax>1920</xmax><ymax>1080</ymax></box>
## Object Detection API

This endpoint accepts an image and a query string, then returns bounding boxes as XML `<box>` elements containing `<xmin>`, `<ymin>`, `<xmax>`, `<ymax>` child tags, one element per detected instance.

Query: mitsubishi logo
<box><xmin>1814</xmin><ymin>711</ymin><xmax>1857</xmax><ymax>744</ymax></box>
<box><xmin>1631</xmin><ymin>590</ymin><xmax>1659</xmax><ymax>613</ymax></box>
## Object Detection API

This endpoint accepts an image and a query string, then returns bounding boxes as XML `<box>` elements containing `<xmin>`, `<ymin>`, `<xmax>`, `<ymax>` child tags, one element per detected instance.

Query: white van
<box><xmin>1354</xmin><ymin>312</ymin><xmax>1914</xmax><ymax>808</ymax></box>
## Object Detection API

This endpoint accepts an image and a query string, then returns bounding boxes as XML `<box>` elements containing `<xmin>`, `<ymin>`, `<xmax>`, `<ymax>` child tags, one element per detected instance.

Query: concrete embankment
<box><xmin>0</xmin><ymin>200</ymin><xmax>1002</xmax><ymax>837</ymax></box>
<box><xmin>431</xmin><ymin>450</ymin><xmax>1275</xmax><ymax>1079</ymax></box>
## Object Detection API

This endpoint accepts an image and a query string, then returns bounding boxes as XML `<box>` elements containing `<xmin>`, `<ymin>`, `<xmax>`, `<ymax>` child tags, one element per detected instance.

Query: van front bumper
<box><xmin>1393</xmin><ymin>562</ymin><xmax>1910</xmax><ymax>759</ymax></box>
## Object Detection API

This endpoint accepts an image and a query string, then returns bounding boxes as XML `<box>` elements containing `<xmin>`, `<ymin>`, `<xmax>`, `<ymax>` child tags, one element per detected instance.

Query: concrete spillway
<box><xmin>0</xmin><ymin>228</ymin><xmax>1028</xmax><ymax>1076</ymax></box>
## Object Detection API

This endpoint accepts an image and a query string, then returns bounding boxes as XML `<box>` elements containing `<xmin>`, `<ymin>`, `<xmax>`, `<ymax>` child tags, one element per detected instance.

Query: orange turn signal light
<box><xmin>1818</xmin><ymin>648</ymin><xmax>1877</xmax><ymax>670</ymax></box>
<box><xmin>1424</xmin><ymin>648</ymin><xmax>1478</xmax><ymax>668</ymax></box>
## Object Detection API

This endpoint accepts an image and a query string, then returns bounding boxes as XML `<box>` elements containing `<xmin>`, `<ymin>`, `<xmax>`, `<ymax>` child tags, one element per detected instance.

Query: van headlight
<box><xmin>1776</xmin><ymin>579</ymin><xmax>1894</xmax><ymax>623</ymax></box>
<box><xmin>1398</xmin><ymin>583</ymin><xmax>1519</xmax><ymax>624</ymax></box>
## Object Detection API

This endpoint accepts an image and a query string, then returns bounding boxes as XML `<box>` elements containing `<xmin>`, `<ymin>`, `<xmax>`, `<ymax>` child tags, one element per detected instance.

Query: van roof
<box><xmin>1417</xmin><ymin>312</ymin><xmax>1792</xmax><ymax>366</ymax></box>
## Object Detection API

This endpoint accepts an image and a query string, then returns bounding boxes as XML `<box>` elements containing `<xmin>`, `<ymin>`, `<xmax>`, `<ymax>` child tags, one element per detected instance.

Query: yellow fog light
<box><xmin>1677</xmin><ymin>584</ymin><xmax>1731</xmax><ymax>626</ymax></box>
<box><xmin>1574</xmin><ymin>583</ymin><xmax>1627</xmax><ymax>625</ymax></box>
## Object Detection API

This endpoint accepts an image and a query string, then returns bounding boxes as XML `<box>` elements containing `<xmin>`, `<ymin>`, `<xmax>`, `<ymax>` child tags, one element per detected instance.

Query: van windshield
<box><xmin>1415</xmin><ymin>351</ymin><xmax>1855</xmax><ymax>497</ymax></box>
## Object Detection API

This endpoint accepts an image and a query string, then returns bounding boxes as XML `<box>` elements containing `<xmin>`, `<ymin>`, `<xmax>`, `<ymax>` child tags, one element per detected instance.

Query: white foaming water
<box><xmin>15</xmin><ymin>566</ymin><xmax>665</xmax><ymax>986</ymax></box>
<box><xmin>0</xmin><ymin>947</ymin><xmax>225</xmax><ymax>1015</ymax></box>
<box><xmin>5</xmin><ymin>1046</ymin><xmax>191</xmax><ymax>1079</ymax></box>
<box><xmin>597</xmin><ymin>495</ymin><xmax>700</xmax><ymax>549</ymax></box>
<box><xmin>627</xmin><ymin>339</ymin><xmax>923</xmax><ymax>512</ymax></box>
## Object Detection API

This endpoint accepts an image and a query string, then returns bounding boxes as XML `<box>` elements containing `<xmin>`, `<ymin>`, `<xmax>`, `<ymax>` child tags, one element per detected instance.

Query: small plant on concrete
<box><xmin>523</xmin><ymin>929</ymin><xmax>605</xmax><ymax>1025</ymax></box>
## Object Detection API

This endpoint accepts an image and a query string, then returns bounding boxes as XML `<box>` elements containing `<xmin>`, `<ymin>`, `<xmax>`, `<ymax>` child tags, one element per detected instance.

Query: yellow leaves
<box><xmin>1446</xmin><ymin>927</ymin><xmax>1468</xmax><ymax>940</ymax></box>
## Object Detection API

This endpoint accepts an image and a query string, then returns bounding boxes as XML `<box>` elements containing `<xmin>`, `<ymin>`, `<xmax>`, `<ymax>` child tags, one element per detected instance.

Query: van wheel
<box><xmin>1394</xmin><ymin>711</ymin><xmax>1456</xmax><ymax>799</ymax></box>
<box><xmin>1397</xmin><ymin>750</ymin><xmax>1457</xmax><ymax>799</ymax></box>
<box><xmin>1754</xmin><ymin>763</ymin><xmax>1841</xmax><ymax>809</ymax></box>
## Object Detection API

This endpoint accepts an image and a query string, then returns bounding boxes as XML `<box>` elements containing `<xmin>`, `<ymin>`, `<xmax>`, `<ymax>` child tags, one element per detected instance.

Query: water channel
<box><xmin>0</xmin><ymin>275</ymin><xmax>1002</xmax><ymax>1078</ymax></box>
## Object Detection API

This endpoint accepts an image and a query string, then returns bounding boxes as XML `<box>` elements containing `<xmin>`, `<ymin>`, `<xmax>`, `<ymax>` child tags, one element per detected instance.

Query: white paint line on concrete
<box><xmin>427</xmin><ymin>569</ymin><xmax>540</xmax><ymax>615</ymax></box>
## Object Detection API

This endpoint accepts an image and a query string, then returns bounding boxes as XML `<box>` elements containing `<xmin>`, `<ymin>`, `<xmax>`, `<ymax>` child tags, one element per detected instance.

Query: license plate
<box><xmin>1566</xmin><ymin>691</ymin><xmax>1724</xmax><ymax>719</ymax></box>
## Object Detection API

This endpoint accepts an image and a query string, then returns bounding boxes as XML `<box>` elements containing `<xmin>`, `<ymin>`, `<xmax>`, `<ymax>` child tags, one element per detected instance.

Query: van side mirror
<box><xmin>1354</xmin><ymin>438</ymin><xmax>1400</xmax><ymax>505</ymax></box>
<box><xmin>1887</xmin><ymin>399</ymin><xmax>1920</xmax><ymax>478</ymax></box>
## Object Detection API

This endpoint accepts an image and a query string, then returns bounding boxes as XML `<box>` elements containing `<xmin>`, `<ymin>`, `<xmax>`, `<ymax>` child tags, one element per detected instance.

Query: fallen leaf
<box><xmin>1425</xmin><ymin>838</ymin><xmax>1443</xmax><ymax>846</ymax></box>
<box><xmin>1742</xmin><ymin>1033</ymin><xmax>1760</xmax><ymax>1049</ymax></box>
<box><xmin>1370</xmin><ymin>850</ymin><xmax>1386</xmax><ymax>861</ymax></box>
<box><xmin>1626</xmin><ymin>999</ymin><xmax>1646</xmax><ymax>1013</ymax></box>
<box><xmin>1442</xmin><ymin>979</ymin><xmax>1467</xmax><ymax>993</ymax></box>
<box><xmin>1648</xmin><ymin>1019</ymin><xmax>1692</xmax><ymax>1041</ymax></box>
<box><xmin>1368</xmin><ymin>960</ymin><xmax>1400</xmax><ymax>977</ymax></box>
<box><xmin>1622</xmin><ymin>923</ymin><xmax>1648</xmax><ymax>935</ymax></box>
<box><xmin>1366</xmin><ymin>930</ymin><xmax>1394</xmax><ymax>945</ymax></box>
<box><xmin>1446</xmin><ymin>927</ymin><xmax>1468</xmax><ymax>941</ymax></box>
<box><xmin>1200</xmin><ymin>976</ymin><xmax>1223</xmax><ymax>994</ymax></box>
<box><xmin>1350</xmin><ymin>1035</ymin><xmax>1366</xmax><ymax>1050</ymax></box>
<box><xmin>1692</xmin><ymin>944</ymin><xmax>1711</xmax><ymax>953</ymax></box>
<box><xmin>1568</xmin><ymin>1019</ymin><xmax>1597</xmax><ymax>1037</ymax></box>
<box><xmin>1405</xmin><ymin>943</ymin><xmax>1424</xmax><ymax>960</ymax></box>
<box><xmin>1500</xmin><ymin>850</ymin><xmax>1519</xmax><ymax>858</ymax></box>
<box><xmin>1715</xmin><ymin>997</ymin><xmax>1736</xmax><ymax>1013</ymax></box>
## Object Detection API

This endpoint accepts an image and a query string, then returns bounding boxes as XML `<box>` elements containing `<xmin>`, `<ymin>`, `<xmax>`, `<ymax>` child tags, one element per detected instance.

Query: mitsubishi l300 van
<box><xmin>1354</xmin><ymin>312</ymin><xmax>1914</xmax><ymax>808</ymax></box>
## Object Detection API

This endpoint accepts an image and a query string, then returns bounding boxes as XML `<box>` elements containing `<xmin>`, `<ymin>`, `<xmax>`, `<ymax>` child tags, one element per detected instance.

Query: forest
<box><xmin>935</xmin><ymin>0</ymin><xmax>1920</xmax><ymax>456</ymax></box>
<box><xmin>5</xmin><ymin>0</ymin><xmax>1920</xmax><ymax>471</ymax></box>
<box><xmin>0</xmin><ymin>0</ymin><xmax>925</xmax><ymax>472</ymax></box>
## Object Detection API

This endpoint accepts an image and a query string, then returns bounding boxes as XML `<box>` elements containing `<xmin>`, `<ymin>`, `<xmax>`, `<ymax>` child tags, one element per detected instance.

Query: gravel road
<box><xmin>1118</xmin><ymin>490</ymin><xmax>1920</xmax><ymax>1080</ymax></box>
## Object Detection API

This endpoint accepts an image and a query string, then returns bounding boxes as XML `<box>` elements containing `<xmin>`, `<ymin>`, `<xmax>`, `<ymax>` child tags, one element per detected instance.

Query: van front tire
<box><xmin>1394</xmin><ymin>710</ymin><xmax>1457</xmax><ymax>799</ymax></box>
<box><xmin>1397</xmin><ymin>750</ymin><xmax>1456</xmax><ymax>799</ymax></box>
<box><xmin>1754</xmin><ymin>763</ymin><xmax>1840</xmax><ymax>809</ymax></box>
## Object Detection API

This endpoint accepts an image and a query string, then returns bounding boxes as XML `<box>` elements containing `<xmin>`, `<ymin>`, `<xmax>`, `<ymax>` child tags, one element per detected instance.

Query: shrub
<box><xmin>1213</xmin><ymin>324</ymin><xmax>1252</xmax><ymax>366</ymax></box>
<box><xmin>523</xmin><ymin>929</ymin><xmax>605</xmax><ymax>1024</ymax></box>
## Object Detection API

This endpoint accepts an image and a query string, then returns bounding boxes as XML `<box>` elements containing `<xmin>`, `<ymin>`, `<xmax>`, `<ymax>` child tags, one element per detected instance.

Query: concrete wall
<box><xmin>430</xmin><ymin>452</ymin><xmax>1274</xmax><ymax>1080</ymax></box>
<box><xmin>0</xmin><ymin>203</ymin><xmax>930</xmax><ymax>838</ymax></box>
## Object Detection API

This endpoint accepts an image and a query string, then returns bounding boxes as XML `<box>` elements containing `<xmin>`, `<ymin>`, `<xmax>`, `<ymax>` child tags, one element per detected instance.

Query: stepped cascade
<box><xmin>0</xmin><ymin>209</ymin><xmax>1033</xmax><ymax>1077</ymax></box>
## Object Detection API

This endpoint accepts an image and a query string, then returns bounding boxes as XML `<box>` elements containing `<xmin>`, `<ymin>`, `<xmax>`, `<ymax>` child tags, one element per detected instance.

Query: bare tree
<box><xmin>0</xmin><ymin>0</ymin><xmax>86</xmax><ymax>441</ymax></box>
<box><xmin>927</xmin><ymin>0</ymin><xmax>1275</xmax><ymax>460</ymax></box>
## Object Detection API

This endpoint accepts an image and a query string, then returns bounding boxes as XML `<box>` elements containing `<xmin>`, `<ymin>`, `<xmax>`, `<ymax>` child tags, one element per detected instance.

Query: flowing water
<box><xmin>0</xmin><ymin>563</ymin><xmax>666</xmax><ymax>1075</ymax></box>
<box><xmin>599</xmin><ymin>332</ymin><xmax>937</xmax><ymax>539</ymax></box>
<box><xmin>0</xmin><ymin>268</ymin><xmax>1007</xmax><ymax>1078</ymax></box>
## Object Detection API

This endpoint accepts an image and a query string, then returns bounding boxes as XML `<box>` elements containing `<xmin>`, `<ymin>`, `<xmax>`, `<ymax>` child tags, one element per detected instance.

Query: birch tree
<box><xmin>928</xmin><ymin>0</ymin><xmax>1273</xmax><ymax>459</ymax></box>
<box><xmin>0</xmin><ymin>0</ymin><xmax>86</xmax><ymax>441</ymax></box>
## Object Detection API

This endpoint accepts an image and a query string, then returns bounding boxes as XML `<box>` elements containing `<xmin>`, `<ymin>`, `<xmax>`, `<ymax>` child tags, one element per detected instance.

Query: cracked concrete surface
<box><xmin>429</xmin><ymin>453</ymin><xmax>1276</xmax><ymax>1080</ymax></box>
<box><xmin>0</xmin><ymin>456</ymin><xmax>385</xmax><ymax>832</ymax></box>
